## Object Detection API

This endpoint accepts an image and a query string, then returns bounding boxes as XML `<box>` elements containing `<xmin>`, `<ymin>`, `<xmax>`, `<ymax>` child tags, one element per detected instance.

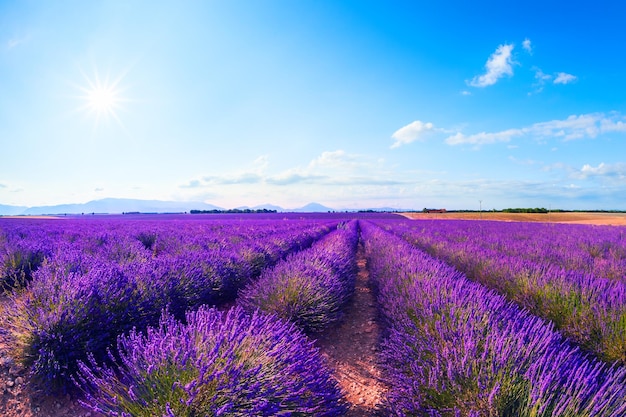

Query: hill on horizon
<box><xmin>0</xmin><ymin>198</ymin><xmax>344</xmax><ymax>215</ymax></box>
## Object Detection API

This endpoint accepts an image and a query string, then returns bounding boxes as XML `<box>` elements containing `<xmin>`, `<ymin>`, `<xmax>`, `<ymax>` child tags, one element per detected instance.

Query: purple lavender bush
<box><xmin>2</xmin><ymin>257</ymin><xmax>161</xmax><ymax>391</ymax></box>
<box><xmin>3</xmin><ymin>246</ymin><xmax>279</xmax><ymax>390</ymax></box>
<box><xmin>238</xmin><ymin>221</ymin><xmax>358</xmax><ymax>333</ymax></box>
<box><xmin>0</xmin><ymin>216</ymin><xmax>339</xmax><ymax>391</ymax></box>
<box><xmin>377</xmin><ymin>219</ymin><xmax>626</xmax><ymax>364</ymax></box>
<box><xmin>0</xmin><ymin>224</ymin><xmax>53</xmax><ymax>290</ymax></box>
<box><xmin>76</xmin><ymin>306</ymin><xmax>347</xmax><ymax>416</ymax></box>
<box><xmin>360</xmin><ymin>220</ymin><xmax>626</xmax><ymax>416</ymax></box>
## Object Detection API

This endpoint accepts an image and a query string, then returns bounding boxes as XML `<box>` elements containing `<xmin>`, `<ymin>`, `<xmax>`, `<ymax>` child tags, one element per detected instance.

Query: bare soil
<box><xmin>399</xmin><ymin>211</ymin><xmax>626</xmax><ymax>225</ymax></box>
<box><xmin>313</xmin><ymin>245</ymin><xmax>387</xmax><ymax>415</ymax></box>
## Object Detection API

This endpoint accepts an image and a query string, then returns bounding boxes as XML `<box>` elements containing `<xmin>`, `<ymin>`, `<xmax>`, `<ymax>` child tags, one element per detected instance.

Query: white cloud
<box><xmin>460</xmin><ymin>90</ymin><xmax>472</xmax><ymax>96</ymax></box>
<box><xmin>531</xmin><ymin>114</ymin><xmax>603</xmax><ymax>140</ymax></box>
<box><xmin>531</xmin><ymin>68</ymin><xmax>577</xmax><ymax>93</ymax></box>
<box><xmin>468</xmin><ymin>44</ymin><xmax>516</xmax><ymax>87</ymax></box>
<box><xmin>445</xmin><ymin>129</ymin><xmax>523</xmax><ymax>146</ymax></box>
<box><xmin>576</xmin><ymin>162</ymin><xmax>626</xmax><ymax>180</ymax></box>
<box><xmin>308</xmin><ymin>150</ymin><xmax>382</xmax><ymax>174</ymax></box>
<box><xmin>553</xmin><ymin>72</ymin><xmax>577</xmax><ymax>84</ymax></box>
<box><xmin>266</xmin><ymin>172</ymin><xmax>327</xmax><ymax>185</ymax></box>
<box><xmin>581</xmin><ymin>163</ymin><xmax>606</xmax><ymax>176</ymax></box>
<box><xmin>181</xmin><ymin>151</ymin><xmax>395</xmax><ymax>191</ymax></box>
<box><xmin>185</xmin><ymin>155</ymin><xmax>269</xmax><ymax>186</ymax></box>
<box><xmin>600</xmin><ymin>117</ymin><xmax>626</xmax><ymax>133</ymax></box>
<box><xmin>203</xmin><ymin>173</ymin><xmax>263</xmax><ymax>185</ymax></box>
<box><xmin>522</xmin><ymin>38</ymin><xmax>532</xmax><ymax>54</ymax></box>
<box><xmin>391</xmin><ymin>120</ymin><xmax>436</xmax><ymax>148</ymax></box>
<box><xmin>529</xmin><ymin>67</ymin><xmax>552</xmax><ymax>94</ymax></box>
<box><xmin>533</xmin><ymin>67</ymin><xmax>552</xmax><ymax>82</ymax></box>
<box><xmin>447</xmin><ymin>113</ymin><xmax>626</xmax><ymax>146</ymax></box>
<box><xmin>309</xmin><ymin>150</ymin><xmax>350</xmax><ymax>168</ymax></box>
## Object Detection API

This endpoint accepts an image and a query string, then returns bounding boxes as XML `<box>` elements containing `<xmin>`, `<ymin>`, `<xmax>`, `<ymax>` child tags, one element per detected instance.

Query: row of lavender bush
<box><xmin>76</xmin><ymin>306</ymin><xmax>347</xmax><ymax>416</ymax></box>
<box><xmin>0</xmin><ymin>216</ymin><xmax>338</xmax><ymax>390</ymax></box>
<box><xmin>239</xmin><ymin>220</ymin><xmax>359</xmax><ymax>333</ymax></box>
<box><xmin>360</xmin><ymin>220</ymin><xmax>626</xmax><ymax>416</ymax></box>
<box><xmin>375</xmin><ymin>219</ymin><xmax>626</xmax><ymax>364</ymax></box>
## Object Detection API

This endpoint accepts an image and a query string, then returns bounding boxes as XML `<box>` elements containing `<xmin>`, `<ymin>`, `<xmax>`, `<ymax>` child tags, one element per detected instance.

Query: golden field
<box><xmin>398</xmin><ymin>211</ymin><xmax>626</xmax><ymax>226</ymax></box>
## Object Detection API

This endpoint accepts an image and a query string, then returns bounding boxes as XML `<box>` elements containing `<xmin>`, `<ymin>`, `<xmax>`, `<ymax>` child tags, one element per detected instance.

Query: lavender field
<box><xmin>374</xmin><ymin>219</ymin><xmax>626</xmax><ymax>365</ymax></box>
<box><xmin>1</xmin><ymin>214</ymin><xmax>625</xmax><ymax>416</ymax></box>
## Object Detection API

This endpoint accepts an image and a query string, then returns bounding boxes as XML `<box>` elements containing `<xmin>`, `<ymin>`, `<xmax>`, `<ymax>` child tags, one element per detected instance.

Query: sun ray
<box><xmin>70</xmin><ymin>64</ymin><xmax>134</xmax><ymax>135</ymax></box>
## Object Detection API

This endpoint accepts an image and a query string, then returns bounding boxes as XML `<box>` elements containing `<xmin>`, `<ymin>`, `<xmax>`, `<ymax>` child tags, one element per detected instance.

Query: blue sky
<box><xmin>1</xmin><ymin>0</ymin><xmax>625</xmax><ymax>210</ymax></box>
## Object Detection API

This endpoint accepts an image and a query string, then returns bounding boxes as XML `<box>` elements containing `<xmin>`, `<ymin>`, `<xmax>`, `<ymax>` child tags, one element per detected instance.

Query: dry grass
<box><xmin>398</xmin><ymin>212</ymin><xmax>626</xmax><ymax>226</ymax></box>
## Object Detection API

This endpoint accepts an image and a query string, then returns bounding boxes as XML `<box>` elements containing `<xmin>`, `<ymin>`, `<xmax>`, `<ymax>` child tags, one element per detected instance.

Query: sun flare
<box><xmin>87</xmin><ymin>85</ymin><xmax>118</xmax><ymax>114</ymax></box>
<box><xmin>73</xmin><ymin>67</ymin><xmax>131</xmax><ymax>131</ymax></box>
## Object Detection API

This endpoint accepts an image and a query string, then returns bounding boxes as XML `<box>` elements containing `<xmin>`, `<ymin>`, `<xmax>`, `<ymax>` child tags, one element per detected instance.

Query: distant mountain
<box><xmin>12</xmin><ymin>198</ymin><xmax>223</xmax><ymax>215</ymax></box>
<box><xmin>0</xmin><ymin>204</ymin><xmax>28</xmax><ymax>216</ymax></box>
<box><xmin>251</xmin><ymin>203</ymin><xmax>285</xmax><ymax>211</ymax></box>
<box><xmin>232</xmin><ymin>204</ymin><xmax>284</xmax><ymax>212</ymax></box>
<box><xmin>291</xmin><ymin>202</ymin><xmax>334</xmax><ymax>213</ymax></box>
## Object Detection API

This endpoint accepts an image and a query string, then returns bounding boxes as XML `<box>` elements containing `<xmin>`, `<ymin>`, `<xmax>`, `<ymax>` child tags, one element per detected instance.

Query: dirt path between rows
<box><xmin>313</xmin><ymin>245</ymin><xmax>388</xmax><ymax>415</ymax></box>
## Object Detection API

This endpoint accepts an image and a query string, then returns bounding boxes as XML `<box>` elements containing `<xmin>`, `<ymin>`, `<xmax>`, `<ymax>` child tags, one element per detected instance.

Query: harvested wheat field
<box><xmin>399</xmin><ymin>211</ymin><xmax>626</xmax><ymax>226</ymax></box>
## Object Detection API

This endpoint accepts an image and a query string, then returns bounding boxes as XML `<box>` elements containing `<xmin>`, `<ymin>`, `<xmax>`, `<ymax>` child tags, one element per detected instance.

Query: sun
<box><xmin>86</xmin><ymin>85</ymin><xmax>118</xmax><ymax>114</ymax></box>
<box><xmin>73</xmin><ymin>67</ymin><xmax>131</xmax><ymax>131</ymax></box>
